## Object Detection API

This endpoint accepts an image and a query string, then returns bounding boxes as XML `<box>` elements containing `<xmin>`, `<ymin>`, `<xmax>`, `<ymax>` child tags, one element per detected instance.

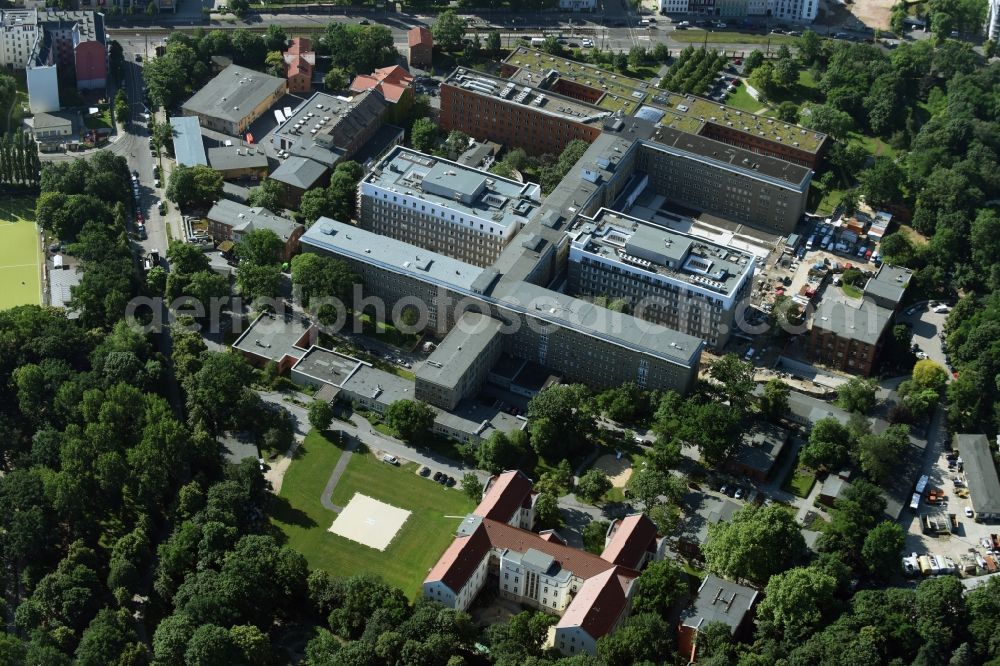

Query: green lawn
<box><xmin>809</xmin><ymin>181</ymin><xmax>848</xmax><ymax>216</ymax></box>
<box><xmin>781</xmin><ymin>463</ymin><xmax>817</xmax><ymax>499</ymax></box>
<box><xmin>841</xmin><ymin>283</ymin><xmax>863</xmax><ymax>299</ymax></box>
<box><xmin>271</xmin><ymin>430</ymin><xmax>475</xmax><ymax>599</ymax></box>
<box><xmin>83</xmin><ymin>107</ymin><xmax>112</xmax><ymax>131</ymax></box>
<box><xmin>0</xmin><ymin>196</ymin><xmax>42</xmax><ymax>310</ymax></box>
<box><xmin>724</xmin><ymin>84</ymin><xmax>761</xmax><ymax>113</ymax></box>
<box><xmin>850</xmin><ymin>132</ymin><xmax>896</xmax><ymax>159</ymax></box>
<box><xmin>671</xmin><ymin>30</ymin><xmax>798</xmax><ymax>45</ymax></box>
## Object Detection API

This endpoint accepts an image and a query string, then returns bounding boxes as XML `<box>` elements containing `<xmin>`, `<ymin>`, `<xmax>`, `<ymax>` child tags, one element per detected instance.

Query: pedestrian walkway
<box><xmin>319</xmin><ymin>440</ymin><xmax>359</xmax><ymax>514</ymax></box>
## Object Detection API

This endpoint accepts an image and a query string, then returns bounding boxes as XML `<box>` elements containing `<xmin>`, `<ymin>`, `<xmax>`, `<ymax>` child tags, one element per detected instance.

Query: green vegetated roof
<box><xmin>505</xmin><ymin>47</ymin><xmax>826</xmax><ymax>153</ymax></box>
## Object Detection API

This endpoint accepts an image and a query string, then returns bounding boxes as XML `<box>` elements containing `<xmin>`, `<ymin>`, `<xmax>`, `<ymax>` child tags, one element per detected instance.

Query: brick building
<box><xmin>807</xmin><ymin>300</ymin><xmax>893</xmax><ymax>375</ymax></box>
<box><xmin>283</xmin><ymin>37</ymin><xmax>314</xmax><ymax>93</ymax></box>
<box><xmin>407</xmin><ymin>26</ymin><xmax>432</xmax><ymax>69</ymax></box>
<box><xmin>440</xmin><ymin>69</ymin><xmax>607</xmax><ymax>157</ymax></box>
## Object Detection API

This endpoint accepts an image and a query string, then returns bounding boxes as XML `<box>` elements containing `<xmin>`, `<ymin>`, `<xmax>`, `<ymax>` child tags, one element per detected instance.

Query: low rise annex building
<box><xmin>182</xmin><ymin>64</ymin><xmax>287</xmax><ymax>136</ymax></box>
<box><xmin>424</xmin><ymin>471</ymin><xmax>665</xmax><ymax>656</ymax></box>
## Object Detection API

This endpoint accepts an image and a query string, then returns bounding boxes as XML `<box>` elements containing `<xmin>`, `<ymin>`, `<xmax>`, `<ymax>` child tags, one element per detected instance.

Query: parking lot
<box><xmin>902</xmin><ymin>445</ymin><xmax>1000</xmax><ymax>578</ymax></box>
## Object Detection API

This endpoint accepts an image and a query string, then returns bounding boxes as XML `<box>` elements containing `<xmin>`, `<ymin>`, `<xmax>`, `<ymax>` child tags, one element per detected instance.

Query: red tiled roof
<box><xmin>539</xmin><ymin>530</ymin><xmax>566</xmax><ymax>545</ymax></box>
<box><xmin>556</xmin><ymin>567</ymin><xmax>632</xmax><ymax>640</ymax></box>
<box><xmin>474</xmin><ymin>470</ymin><xmax>534</xmax><ymax>523</ymax></box>
<box><xmin>349</xmin><ymin>65</ymin><xmax>414</xmax><ymax>104</ymax></box>
<box><xmin>287</xmin><ymin>37</ymin><xmax>312</xmax><ymax>55</ymax></box>
<box><xmin>423</xmin><ymin>521</ymin><xmax>491</xmax><ymax>593</ymax></box>
<box><xmin>288</xmin><ymin>57</ymin><xmax>311</xmax><ymax>78</ymax></box>
<box><xmin>483</xmin><ymin>519</ymin><xmax>636</xmax><ymax>580</ymax></box>
<box><xmin>600</xmin><ymin>514</ymin><xmax>658</xmax><ymax>569</ymax></box>
<box><xmin>408</xmin><ymin>26</ymin><xmax>432</xmax><ymax>48</ymax></box>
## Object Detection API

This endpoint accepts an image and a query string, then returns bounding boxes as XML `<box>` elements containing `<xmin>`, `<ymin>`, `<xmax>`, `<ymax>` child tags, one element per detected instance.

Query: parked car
<box><xmin>966</xmin><ymin>506</ymin><xmax>974</xmax><ymax>518</ymax></box>
<box><xmin>418</xmin><ymin>466</ymin><xmax>430</xmax><ymax>477</ymax></box>
<box><xmin>432</xmin><ymin>471</ymin><xmax>443</xmax><ymax>481</ymax></box>
<box><xmin>446</xmin><ymin>476</ymin><xmax>456</xmax><ymax>487</ymax></box>
<box><xmin>381</xmin><ymin>454</ymin><xmax>399</xmax><ymax>465</ymax></box>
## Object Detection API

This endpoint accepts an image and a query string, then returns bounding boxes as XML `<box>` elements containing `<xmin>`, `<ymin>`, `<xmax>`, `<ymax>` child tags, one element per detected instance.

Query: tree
<box><xmin>236</xmin><ymin>263</ymin><xmax>281</xmax><ymax>302</ymax></box>
<box><xmin>631</xmin><ymin>559</ymin><xmax>687</xmax><ymax>617</ymax></box>
<box><xmin>709</xmin><ymin>353</ymin><xmax>755</xmax><ymax>412</ymax></box>
<box><xmin>912</xmin><ymin>359</ymin><xmax>949</xmax><ymax>393</ymax></box>
<box><xmin>820</xmin><ymin>479</ymin><xmax>887</xmax><ymax>564</ymax></box>
<box><xmin>744</xmin><ymin>50</ymin><xmax>764</xmax><ymax>74</ymax></box>
<box><xmin>444</xmin><ymin>130</ymin><xmax>471</xmax><ymax>159</ymax></box>
<box><xmin>755</xmin><ymin>566</ymin><xmax>839</xmax><ymax>642</ymax></box>
<box><xmin>461</xmin><ymin>473</ymin><xmax>483</xmax><ymax>501</ymax></box>
<box><xmin>862</xmin><ymin>521</ymin><xmax>905</xmax><ymax>579</ymax></box>
<box><xmin>323</xmin><ymin>67</ymin><xmax>348</xmax><ymax>91</ymax></box>
<box><xmin>236</xmin><ymin>228</ymin><xmax>283</xmax><ymax>266</ymax></box>
<box><xmin>858</xmin><ymin>424</ymin><xmax>910</xmax><ymax>484</ymax></box>
<box><xmin>289</xmin><ymin>252</ymin><xmax>356</xmax><ymax>308</ymax></box>
<box><xmin>533</xmin><ymin>493</ymin><xmax>561</xmax><ymax>529</ymax></box>
<box><xmin>484</xmin><ymin>30</ymin><xmax>502</xmax><ymax>57</ymax></box>
<box><xmin>385</xmin><ymin>400</ymin><xmax>435</xmax><ymax>444</ymax></box>
<box><xmin>264</xmin><ymin>50</ymin><xmax>285</xmax><ymax>77</ymax></box>
<box><xmin>582</xmin><ymin>519</ymin><xmax>610</xmax><ymax>554</ymax></box>
<box><xmin>800</xmin><ymin>104</ymin><xmax>854</xmax><ymax>138</ymax></box>
<box><xmin>629</xmin><ymin>467</ymin><xmax>679</xmax><ymax>511</ymax></box>
<box><xmin>703</xmin><ymin>505</ymin><xmax>806</xmax><ymax>586</ymax></box>
<box><xmin>307</xmin><ymin>400</ymin><xmax>334</xmax><ymax>432</ymax></box>
<box><xmin>246</xmin><ymin>178</ymin><xmax>284</xmax><ymax>212</ymax></box>
<box><xmin>166</xmin><ymin>165</ymin><xmax>223</xmax><ymax>211</ymax></box>
<box><xmin>230</xmin><ymin>625</ymin><xmax>270</xmax><ymax>666</ymax></box>
<box><xmin>432</xmin><ymin>10</ymin><xmax>467</xmax><ymax>52</ymax></box>
<box><xmin>411</xmin><ymin>117</ymin><xmax>439</xmax><ymax>153</ymax></box>
<box><xmin>858</xmin><ymin>157</ymin><xmax>904</xmax><ymax>206</ymax></box>
<box><xmin>836</xmin><ymin>377</ymin><xmax>878</xmax><ymax>414</ymax></box>
<box><xmin>527</xmin><ymin>384</ymin><xmax>593</xmax><ymax>459</ymax></box>
<box><xmin>760</xmin><ymin>379</ymin><xmax>790</xmax><ymax>421</ymax></box>
<box><xmin>777</xmin><ymin>101</ymin><xmax>800</xmax><ymax>123</ymax></box>
<box><xmin>575</xmin><ymin>469</ymin><xmax>612</xmax><ymax>504</ymax></box>
<box><xmin>114</xmin><ymin>89</ymin><xmax>129</xmax><ymax>125</ymax></box>
<box><xmin>183</xmin><ymin>352</ymin><xmax>254</xmax><ymax>434</ymax></box>
<box><xmin>800</xmin><ymin>416</ymin><xmax>853</xmax><ymax>470</ymax></box>
<box><xmin>185</xmin><ymin>624</ymin><xmax>239</xmax><ymax>666</ymax></box>
<box><xmin>476</xmin><ymin>430</ymin><xmax>526</xmax><ymax>475</ymax></box>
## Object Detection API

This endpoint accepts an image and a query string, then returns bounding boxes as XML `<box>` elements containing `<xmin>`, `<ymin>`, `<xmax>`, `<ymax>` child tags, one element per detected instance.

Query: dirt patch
<box><xmin>846</xmin><ymin>0</ymin><xmax>892</xmax><ymax>29</ymax></box>
<box><xmin>593</xmin><ymin>454</ymin><xmax>634</xmax><ymax>488</ymax></box>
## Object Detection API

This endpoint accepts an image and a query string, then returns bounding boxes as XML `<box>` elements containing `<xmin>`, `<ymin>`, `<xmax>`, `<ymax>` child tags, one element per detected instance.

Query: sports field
<box><xmin>271</xmin><ymin>430</ymin><xmax>475</xmax><ymax>599</ymax></box>
<box><xmin>0</xmin><ymin>196</ymin><xmax>42</xmax><ymax>310</ymax></box>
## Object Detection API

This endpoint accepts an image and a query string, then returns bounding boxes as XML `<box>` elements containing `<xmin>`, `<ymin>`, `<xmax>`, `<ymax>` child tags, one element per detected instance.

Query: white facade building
<box><xmin>0</xmin><ymin>9</ymin><xmax>39</xmax><ymax>69</ymax></box>
<box><xmin>26</xmin><ymin>62</ymin><xmax>57</xmax><ymax>113</ymax></box>
<box><xmin>659</xmin><ymin>0</ymin><xmax>690</xmax><ymax>12</ymax></box>
<box><xmin>559</xmin><ymin>0</ymin><xmax>598</xmax><ymax>9</ymax></box>
<box><xmin>988</xmin><ymin>0</ymin><xmax>1000</xmax><ymax>40</ymax></box>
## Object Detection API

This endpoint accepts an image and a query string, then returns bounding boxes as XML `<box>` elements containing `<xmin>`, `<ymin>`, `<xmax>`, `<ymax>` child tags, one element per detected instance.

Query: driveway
<box><xmin>897</xmin><ymin>303</ymin><xmax>949</xmax><ymax>370</ymax></box>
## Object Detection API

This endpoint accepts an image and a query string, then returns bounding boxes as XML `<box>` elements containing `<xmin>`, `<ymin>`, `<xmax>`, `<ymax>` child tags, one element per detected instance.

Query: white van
<box><xmin>806</xmin><ymin>235</ymin><xmax>816</xmax><ymax>249</ymax></box>
<box><xmin>530</xmin><ymin>37</ymin><xmax>545</xmax><ymax>46</ymax></box>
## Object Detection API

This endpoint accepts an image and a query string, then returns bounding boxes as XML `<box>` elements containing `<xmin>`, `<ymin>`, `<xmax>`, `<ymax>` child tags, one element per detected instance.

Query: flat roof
<box><xmin>341</xmin><ymin>364</ymin><xmax>414</xmax><ymax>407</ymax></box>
<box><xmin>503</xmin><ymin>46</ymin><xmax>826</xmax><ymax>153</ymax></box>
<box><xmin>365</xmin><ymin>146</ymin><xmax>540</xmax><ymax>231</ymax></box>
<box><xmin>269</xmin><ymin>90</ymin><xmax>386</xmax><ymax>167</ymax></box>
<box><xmin>303</xmin><ymin>218</ymin><xmax>486</xmax><ymax>293</ymax></box>
<box><xmin>731</xmin><ymin>422</ymin><xmax>790</xmax><ymax>473</ymax></box>
<box><xmin>437</xmin><ymin>400</ymin><xmax>526</xmax><ymax>439</ymax></box>
<box><xmin>648</xmin><ymin>126</ymin><xmax>812</xmax><ymax>189</ymax></box>
<box><xmin>811</xmin><ymin>299</ymin><xmax>893</xmax><ymax>346</ymax></box>
<box><xmin>571</xmin><ymin>208</ymin><xmax>757</xmax><ymax>299</ymax></box>
<box><xmin>291</xmin><ymin>346</ymin><xmax>364</xmax><ymax>388</ymax></box>
<box><xmin>417</xmin><ymin>311</ymin><xmax>503</xmax><ymax>390</ymax></box>
<box><xmin>444</xmin><ymin>67</ymin><xmax>610</xmax><ymax>126</ymax></box>
<box><xmin>491</xmin><ymin>279</ymin><xmax>703</xmax><ymax>368</ymax></box>
<box><xmin>170</xmin><ymin>116</ymin><xmax>208</xmax><ymax>167</ymax></box>
<box><xmin>232</xmin><ymin>311</ymin><xmax>315</xmax><ymax>363</ymax></box>
<box><xmin>207</xmin><ymin>145</ymin><xmax>269</xmax><ymax>171</ymax></box>
<box><xmin>955</xmin><ymin>434</ymin><xmax>1000</xmax><ymax>515</ymax></box>
<box><xmin>182</xmin><ymin>64</ymin><xmax>286</xmax><ymax>124</ymax></box>
<box><xmin>864</xmin><ymin>263</ymin><xmax>912</xmax><ymax>306</ymax></box>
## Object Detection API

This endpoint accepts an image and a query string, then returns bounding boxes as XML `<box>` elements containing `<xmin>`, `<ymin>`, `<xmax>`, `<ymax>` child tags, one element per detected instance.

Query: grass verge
<box><xmin>671</xmin><ymin>30</ymin><xmax>798</xmax><ymax>45</ymax></box>
<box><xmin>781</xmin><ymin>462</ymin><xmax>817</xmax><ymax>498</ymax></box>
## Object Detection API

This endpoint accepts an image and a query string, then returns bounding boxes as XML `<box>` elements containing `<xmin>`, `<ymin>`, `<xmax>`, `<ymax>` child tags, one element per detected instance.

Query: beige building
<box><xmin>182</xmin><ymin>65</ymin><xmax>287</xmax><ymax>136</ymax></box>
<box><xmin>359</xmin><ymin>147</ymin><xmax>541</xmax><ymax>267</ymax></box>
<box><xmin>567</xmin><ymin>208</ymin><xmax>756</xmax><ymax>350</ymax></box>
<box><xmin>639</xmin><ymin>127</ymin><xmax>811</xmax><ymax>235</ymax></box>
<box><xmin>415</xmin><ymin>311</ymin><xmax>503</xmax><ymax>410</ymax></box>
